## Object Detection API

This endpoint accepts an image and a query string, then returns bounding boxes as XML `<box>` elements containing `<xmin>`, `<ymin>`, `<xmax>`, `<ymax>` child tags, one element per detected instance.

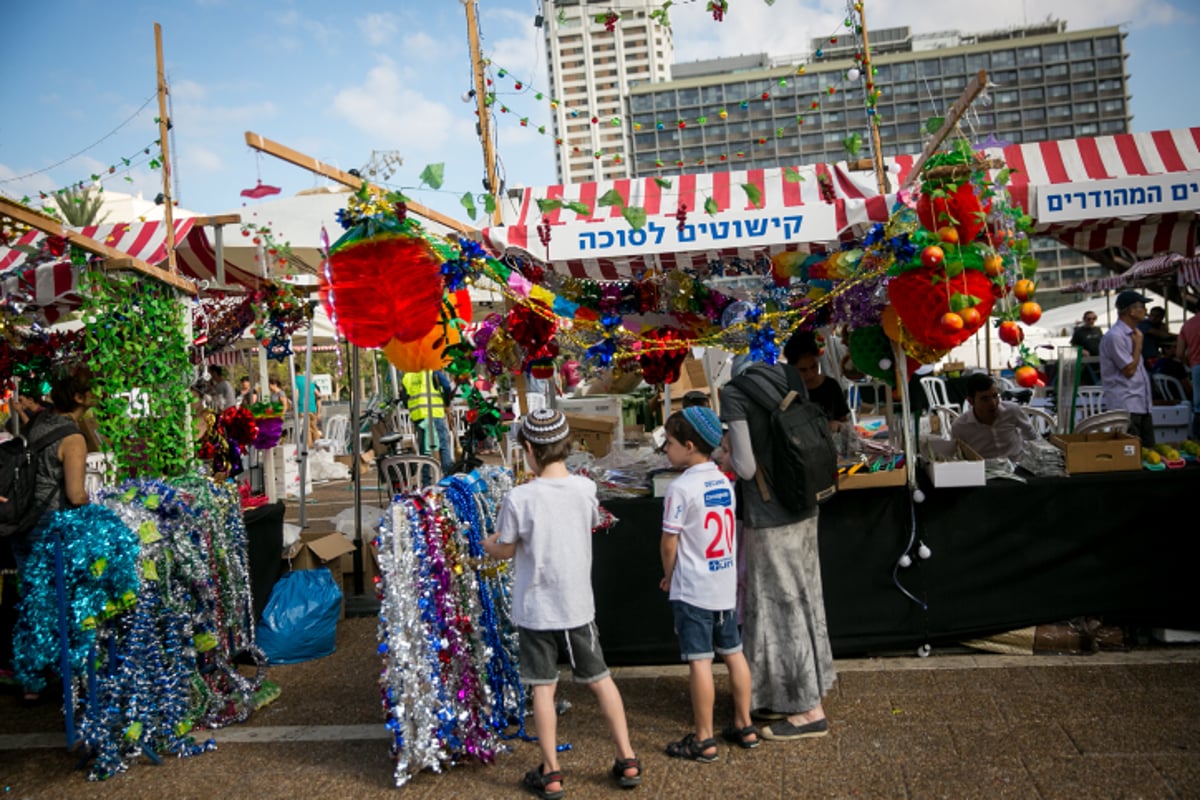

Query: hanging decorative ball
<box><xmin>847</xmin><ymin>67</ymin><xmax>861</xmax><ymax>81</ymax></box>
<box><xmin>593</xmin><ymin>150</ymin><xmax>602</xmax><ymax>159</ymax></box>
<box><xmin>845</xmin><ymin>17</ymin><xmax>853</xmax><ymax>26</ymax></box>
<box><xmin>590</xmin><ymin>116</ymin><xmax>599</xmax><ymax>124</ymax></box>
<box><xmin>740</xmin><ymin>100</ymin><xmax>749</xmax><ymax>109</ymax></box>
<box><xmin>719</xmin><ymin>109</ymin><xmax>728</xmax><ymax>119</ymax></box>
<box><xmin>514</xmin><ymin>81</ymin><xmax>523</xmax><ymax>90</ymax></box>
<box><xmin>778</xmin><ymin>78</ymin><xmax>788</xmax><ymax>87</ymax></box>
<box><xmin>536</xmin><ymin>92</ymin><xmax>544</xmax><ymax>100</ymax></box>
<box><xmin>678</xmin><ymin>120</ymin><xmax>686</xmax><ymax>129</ymax></box>
<box><xmin>758</xmin><ymin>138</ymin><xmax>767</xmax><ymax>145</ymax></box>
<box><xmin>830</xmin><ymin>37</ymin><xmax>838</xmax><ymax>44</ymax></box>
<box><xmin>633</xmin><ymin>122</ymin><xmax>641</xmax><ymax>131</ymax></box>
<box><xmin>610</xmin><ymin>117</ymin><xmax>620</xmax><ymax>126</ymax></box>
<box><xmin>654</xmin><ymin>159</ymin><xmax>664</xmax><ymax>167</ymax></box>
<box><xmin>761</xmin><ymin>92</ymin><xmax>770</xmax><ymax>100</ymax></box>
<box><xmin>656</xmin><ymin>121</ymin><xmax>665</xmax><ymax>130</ymax></box>
<box><xmin>498</xmin><ymin>69</ymin><xmax>507</xmax><ymax>78</ymax></box>
<box><xmin>816</xmin><ymin>48</ymin><xmax>824</xmax><ymax>58</ymax></box>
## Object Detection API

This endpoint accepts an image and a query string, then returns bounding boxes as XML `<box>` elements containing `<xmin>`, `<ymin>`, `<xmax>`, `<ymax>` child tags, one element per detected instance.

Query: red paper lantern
<box><xmin>381</xmin><ymin>290</ymin><xmax>471</xmax><ymax>373</ymax></box>
<box><xmin>321</xmin><ymin>236</ymin><xmax>444</xmax><ymax>348</ymax></box>
<box><xmin>887</xmin><ymin>266</ymin><xmax>995</xmax><ymax>350</ymax></box>
<box><xmin>916</xmin><ymin>182</ymin><xmax>992</xmax><ymax>244</ymax></box>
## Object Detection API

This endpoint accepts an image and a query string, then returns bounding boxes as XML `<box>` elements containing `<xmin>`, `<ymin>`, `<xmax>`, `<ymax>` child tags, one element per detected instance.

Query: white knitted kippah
<box><xmin>521</xmin><ymin>407</ymin><xmax>570</xmax><ymax>445</ymax></box>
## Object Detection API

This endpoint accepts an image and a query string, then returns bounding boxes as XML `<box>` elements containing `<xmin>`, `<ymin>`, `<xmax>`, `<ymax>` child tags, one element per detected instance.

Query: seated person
<box><xmin>783</xmin><ymin>330</ymin><xmax>850</xmax><ymax>429</ymax></box>
<box><xmin>1137</xmin><ymin>306</ymin><xmax>1172</xmax><ymax>360</ymax></box>
<box><xmin>950</xmin><ymin>373</ymin><xmax>1039</xmax><ymax>460</ymax></box>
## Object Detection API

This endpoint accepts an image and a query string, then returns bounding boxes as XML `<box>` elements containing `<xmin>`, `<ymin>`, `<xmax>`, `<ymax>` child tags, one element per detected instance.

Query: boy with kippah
<box><xmin>660</xmin><ymin>407</ymin><xmax>757</xmax><ymax>762</ymax></box>
<box><xmin>483</xmin><ymin>408</ymin><xmax>641</xmax><ymax>799</ymax></box>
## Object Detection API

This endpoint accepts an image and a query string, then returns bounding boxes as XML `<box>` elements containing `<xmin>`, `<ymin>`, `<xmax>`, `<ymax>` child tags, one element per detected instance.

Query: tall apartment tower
<box><xmin>625</xmin><ymin>21</ymin><xmax>1131</xmax><ymax>289</ymax></box>
<box><xmin>543</xmin><ymin>0</ymin><xmax>673</xmax><ymax>185</ymax></box>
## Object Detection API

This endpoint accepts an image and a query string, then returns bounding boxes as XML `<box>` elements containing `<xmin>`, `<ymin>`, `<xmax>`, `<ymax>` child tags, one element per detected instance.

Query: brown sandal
<box><xmin>523</xmin><ymin>764</ymin><xmax>564</xmax><ymax>800</ymax></box>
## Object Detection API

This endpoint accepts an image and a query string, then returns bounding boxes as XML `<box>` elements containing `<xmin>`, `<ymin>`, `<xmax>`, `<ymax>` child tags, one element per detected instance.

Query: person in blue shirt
<box><xmin>294</xmin><ymin>375</ymin><xmax>322</xmax><ymax>447</ymax></box>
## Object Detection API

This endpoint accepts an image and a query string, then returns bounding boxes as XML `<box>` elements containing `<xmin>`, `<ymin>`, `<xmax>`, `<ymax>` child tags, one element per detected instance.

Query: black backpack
<box><xmin>0</xmin><ymin>421</ymin><xmax>78</xmax><ymax>539</ymax></box>
<box><xmin>731</xmin><ymin>365</ymin><xmax>838</xmax><ymax>512</ymax></box>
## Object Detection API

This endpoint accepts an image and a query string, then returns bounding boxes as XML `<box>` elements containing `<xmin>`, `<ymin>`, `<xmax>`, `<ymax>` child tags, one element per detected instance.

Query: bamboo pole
<box><xmin>243</xmin><ymin>132</ymin><xmax>475</xmax><ymax>236</ymax></box>
<box><xmin>856</xmin><ymin>2</ymin><xmax>888</xmax><ymax>196</ymax></box>
<box><xmin>0</xmin><ymin>197</ymin><xmax>196</xmax><ymax>296</ymax></box>
<box><xmin>154</xmin><ymin>23</ymin><xmax>178</xmax><ymax>275</ymax></box>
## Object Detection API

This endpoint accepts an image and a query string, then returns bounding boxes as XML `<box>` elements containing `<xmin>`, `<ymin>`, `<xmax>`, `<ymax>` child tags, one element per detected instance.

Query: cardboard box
<box><xmin>838</xmin><ymin>467</ymin><xmax>907</xmax><ymax>491</ymax></box>
<box><xmin>563</xmin><ymin>412</ymin><xmax>618</xmax><ymax>457</ymax></box>
<box><xmin>652</xmin><ymin>470</ymin><xmax>681</xmax><ymax>497</ymax></box>
<box><xmin>284</xmin><ymin>532</ymin><xmax>356</xmax><ymax>616</ymax></box>
<box><xmin>923</xmin><ymin>439</ymin><xmax>986</xmax><ymax>487</ymax></box>
<box><xmin>557</xmin><ymin>395</ymin><xmax>625</xmax><ymax>445</ymax></box>
<box><xmin>1049</xmin><ymin>431</ymin><xmax>1141</xmax><ymax>475</ymax></box>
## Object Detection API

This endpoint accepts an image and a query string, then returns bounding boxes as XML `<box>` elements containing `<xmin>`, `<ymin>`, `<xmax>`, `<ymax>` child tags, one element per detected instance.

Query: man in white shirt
<box><xmin>950</xmin><ymin>373</ymin><xmax>1038</xmax><ymax>460</ymax></box>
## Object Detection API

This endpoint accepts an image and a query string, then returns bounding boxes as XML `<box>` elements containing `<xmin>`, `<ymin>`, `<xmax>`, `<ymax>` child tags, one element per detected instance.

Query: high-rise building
<box><xmin>543</xmin><ymin>0</ymin><xmax>672</xmax><ymax>185</ymax></box>
<box><xmin>622</xmin><ymin>21</ymin><xmax>1131</xmax><ymax>289</ymax></box>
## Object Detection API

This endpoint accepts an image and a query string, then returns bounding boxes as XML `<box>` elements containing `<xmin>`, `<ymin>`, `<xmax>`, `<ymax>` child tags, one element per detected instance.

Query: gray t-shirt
<box><xmin>497</xmin><ymin>474</ymin><xmax>600</xmax><ymax>630</ymax></box>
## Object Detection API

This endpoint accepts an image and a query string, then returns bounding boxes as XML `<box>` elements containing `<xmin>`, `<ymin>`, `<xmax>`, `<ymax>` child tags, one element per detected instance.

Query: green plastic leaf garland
<box><xmin>418</xmin><ymin>163</ymin><xmax>445</xmax><ymax>190</ymax></box>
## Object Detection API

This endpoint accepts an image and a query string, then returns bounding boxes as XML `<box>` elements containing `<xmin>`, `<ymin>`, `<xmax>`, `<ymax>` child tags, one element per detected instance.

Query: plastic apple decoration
<box><xmin>1014</xmin><ymin>365</ymin><xmax>1039</xmax><ymax>388</ymax></box>
<box><xmin>937</xmin><ymin>226</ymin><xmax>959</xmax><ymax>245</ymax></box>
<box><xmin>960</xmin><ymin>306</ymin><xmax>983</xmax><ymax>329</ymax></box>
<box><xmin>1013</xmin><ymin>279</ymin><xmax>1036</xmax><ymax>302</ymax></box>
<box><xmin>921</xmin><ymin>245</ymin><xmax>945</xmax><ymax>268</ymax></box>
<box><xmin>998</xmin><ymin>320</ymin><xmax>1024</xmax><ymax>346</ymax></box>
<box><xmin>983</xmin><ymin>253</ymin><xmax>1004</xmax><ymax>277</ymax></box>
<box><xmin>1019</xmin><ymin>302</ymin><xmax>1042</xmax><ymax>325</ymax></box>
<box><xmin>940</xmin><ymin>312</ymin><xmax>964</xmax><ymax>335</ymax></box>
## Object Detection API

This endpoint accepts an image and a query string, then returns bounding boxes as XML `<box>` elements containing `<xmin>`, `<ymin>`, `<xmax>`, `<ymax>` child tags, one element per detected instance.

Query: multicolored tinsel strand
<box><xmin>376</xmin><ymin>467</ymin><xmax>522</xmax><ymax>788</ymax></box>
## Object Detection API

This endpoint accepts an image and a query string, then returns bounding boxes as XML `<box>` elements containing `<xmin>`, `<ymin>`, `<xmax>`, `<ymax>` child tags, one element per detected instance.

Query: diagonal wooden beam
<box><xmin>0</xmin><ymin>196</ymin><xmax>197</xmax><ymax>296</ymax></box>
<box><xmin>902</xmin><ymin>70</ymin><xmax>990</xmax><ymax>190</ymax></box>
<box><xmin>244</xmin><ymin>131</ymin><xmax>477</xmax><ymax>236</ymax></box>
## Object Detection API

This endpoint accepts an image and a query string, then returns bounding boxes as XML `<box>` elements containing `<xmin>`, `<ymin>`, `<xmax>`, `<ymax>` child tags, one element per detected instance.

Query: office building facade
<box><xmin>542</xmin><ymin>0</ymin><xmax>673</xmax><ymax>185</ymax></box>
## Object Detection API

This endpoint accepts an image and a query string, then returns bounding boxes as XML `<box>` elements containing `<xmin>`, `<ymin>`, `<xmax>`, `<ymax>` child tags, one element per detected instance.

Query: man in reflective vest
<box><xmin>400</xmin><ymin>369</ymin><xmax>455</xmax><ymax>476</ymax></box>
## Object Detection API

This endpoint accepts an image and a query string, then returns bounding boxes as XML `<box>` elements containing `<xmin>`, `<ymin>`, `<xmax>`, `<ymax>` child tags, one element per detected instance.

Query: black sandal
<box><xmin>523</xmin><ymin>764</ymin><xmax>565</xmax><ymax>800</ymax></box>
<box><xmin>721</xmin><ymin>723</ymin><xmax>761</xmax><ymax>749</ymax></box>
<box><xmin>665</xmin><ymin>732</ymin><xmax>718</xmax><ymax>763</ymax></box>
<box><xmin>611</xmin><ymin>756</ymin><xmax>642</xmax><ymax>788</ymax></box>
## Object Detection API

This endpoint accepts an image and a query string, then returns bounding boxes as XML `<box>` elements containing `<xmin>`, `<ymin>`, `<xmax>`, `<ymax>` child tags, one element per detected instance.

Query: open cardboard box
<box><xmin>923</xmin><ymin>438</ymin><xmax>986</xmax><ymax>488</ymax></box>
<box><xmin>1049</xmin><ymin>431</ymin><xmax>1141</xmax><ymax>475</ymax></box>
<box><xmin>838</xmin><ymin>464</ymin><xmax>906</xmax><ymax>490</ymax></box>
<box><xmin>285</xmin><ymin>532</ymin><xmax>356</xmax><ymax>615</ymax></box>
<box><xmin>564</xmin><ymin>412</ymin><xmax>618</xmax><ymax>457</ymax></box>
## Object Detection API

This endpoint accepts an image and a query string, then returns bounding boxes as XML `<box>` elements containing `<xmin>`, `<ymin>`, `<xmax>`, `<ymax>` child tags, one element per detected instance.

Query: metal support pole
<box><xmin>350</xmin><ymin>344</ymin><xmax>364</xmax><ymax>596</ymax></box>
<box><xmin>298</xmin><ymin>320</ymin><xmax>315</xmax><ymax>527</ymax></box>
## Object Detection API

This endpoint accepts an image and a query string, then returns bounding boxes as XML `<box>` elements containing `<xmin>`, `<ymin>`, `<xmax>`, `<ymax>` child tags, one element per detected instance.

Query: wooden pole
<box><xmin>902</xmin><ymin>70</ymin><xmax>989</xmax><ymax>190</ymax></box>
<box><xmin>243</xmin><ymin>132</ymin><xmax>475</xmax><ymax>236</ymax></box>
<box><xmin>856</xmin><ymin>2</ymin><xmax>888</xmax><ymax>196</ymax></box>
<box><xmin>0</xmin><ymin>197</ymin><xmax>196</xmax><ymax>296</ymax></box>
<box><xmin>154</xmin><ymin>23</ymin><xmax>177</xmax><ymax>274</ymax></box>
<box><xmin>464</xmin><ymin>0</ymin><xmax>503</xmax><ymax>227</ymax></box>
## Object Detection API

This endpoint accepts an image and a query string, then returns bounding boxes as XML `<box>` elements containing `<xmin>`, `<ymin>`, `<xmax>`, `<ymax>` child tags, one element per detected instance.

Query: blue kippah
<box><xmin>682</xmin><ymin>406</ymin><xmax>723</xmax><ymax>449</ymax></box>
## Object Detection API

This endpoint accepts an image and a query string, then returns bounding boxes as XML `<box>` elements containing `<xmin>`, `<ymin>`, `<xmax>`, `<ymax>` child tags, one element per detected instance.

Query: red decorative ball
<box><xmin>1015</xmin><ymin>365</ymin><xmax>1039</xmax><ymax>388</ymax></box>
<box><xmin>939</xmin><ymin>312</ymin><xmax>964</xmax><ymax>335</ymax></box>
<box><xmin>921</xmin><ymin>245</ymin><xmax>945</xmax><ymax>268</ymax></box>
<box><xmin>322</xmin><ymin>235</ymin><xmax>444</xmax><ymax>348</ymax></box>
<box><xmin>998</xmin><ymin>320</ymin><xmax>1024</xmax><ymax>346</ymax></box>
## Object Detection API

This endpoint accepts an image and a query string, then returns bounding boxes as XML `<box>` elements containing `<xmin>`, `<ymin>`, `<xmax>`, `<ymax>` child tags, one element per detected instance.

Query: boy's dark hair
<box><xmin>964</xmin><ymin>372</ymin><xmax>995</xmax><ymax>398</ymax></box>
<box><xmin>783</xmin><ymin>329</ymin><xmax>821</xmax><ymax>364</ymax></box>
<box><xmin>681</xmin><ymin>390</ymin><xmax>709</xmax><ymax>408</ymax></box>
<box><xmin>516</xmin><ymin>427</ymin><xmax>572</xmax><ymax>467</ymax></box>
<box><xmin>48</xmin><ymin>368</ymin><xmax>93</xmax><ymax>413</ymax></box>
<box><xmin>664</xmin><ymin>411</ymin><xmax>716</xmax><ymax>456</ymax></box>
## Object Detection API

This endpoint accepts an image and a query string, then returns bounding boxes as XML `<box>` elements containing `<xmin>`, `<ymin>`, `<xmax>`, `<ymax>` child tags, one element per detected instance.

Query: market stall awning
<box><xmin>483</xmin><ymin>127</ymin><xmax>1199</xmax><ymax>281</ymax></box>
<box><xmin>1</xmin><ymin>219</ymin><xmax>269</xmax><ymax>320</ymax></box>
<box><xmin>1060</xmin><ymin>249</ymin><xmax>1200</xmax><ymax>293</ymax></box>
<box><xmin>481</xmin><ymin>164</ymin><xmax>895</xmax><ymax>280</ymax></box>
<box><xmin>935</xmin><ymin>127</ymin><xmax>1200</xmax><ymax>257</ymax></box>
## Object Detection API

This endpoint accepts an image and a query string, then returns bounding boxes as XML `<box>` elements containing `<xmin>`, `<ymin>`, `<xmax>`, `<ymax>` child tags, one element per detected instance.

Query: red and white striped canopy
<box><xmin>483</xmin><ymin>127</ymin><xmax>1200</xmax><ymax>280</ymax></box>
<box><xmin>0</xmin><ymin>219</ymin><xmax>267</xmax><ymax>321</ymax></box>
<box><xmin>1060</xmin><ymin>250</ymin><xmax>1200</xmax><ymax>294</ymax></box>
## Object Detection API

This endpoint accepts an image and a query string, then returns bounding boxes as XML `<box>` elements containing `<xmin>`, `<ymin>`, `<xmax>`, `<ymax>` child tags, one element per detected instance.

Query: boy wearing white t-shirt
<box><xmin>660</xmin><ymin>407</ymin><xmax>757</xmax><ymax>763</ymax></box>
<box><xmin>483</xmin><ymin>408</ymin><xmax>641</xmax><ymax>799</ymax></box>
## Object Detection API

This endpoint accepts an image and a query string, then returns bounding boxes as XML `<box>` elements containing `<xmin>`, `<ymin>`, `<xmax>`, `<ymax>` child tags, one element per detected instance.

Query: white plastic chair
<box><xmin>315</xmin><ymin>414</ymin><xmax>349</xmax><ymax>455</ymax></box>
<box><xmin>930</xmin><ymin>404</ymin><xmax>961</xmax><ymax>439</ymax></box>
<box><xmin>449</xmin><ymin>403</ymin><xmax>470</xmax><ymax>451</ymax></box>
<box><xmin>1073</xmin><ymin>410</ymin><xmax>1131</xmax><ymax>435</ymax></box>
<box><xmin>1075</xmin><ymin>386</ymin><xmax>1106</xmax><ymax>419</ymax></box>
<box><xmin>84</xmin><ymin>452</ymin><xmax>113</xmax><ymax>496</ymax></box>
<box><xmin>1153</xmin><ymin>374</ymin><xmax>1188</xmax><ymax>403</ymax></box>
<box><xmin>920</xmin><ymin>376</ymin><xmax>951</xmax><ymax>410</ymax></box>
<box><xmin>377</xmin><ymin>454</ymin><xmax>442</xmax><ymax>503</ymax></box>
<box><xmin>994</xmin><ymin>375</ymin><xmax>1018</xmax><ymax>393</ymax></box>
<box><xmin>390</xmin><ymin>408</ymin><xmax>419</xmax><ymax>453</ymax></box>
<box><xmin>1022</xmin><ymin>406</ymin><xmax>1058</xmax><ymax>437</ymax></box>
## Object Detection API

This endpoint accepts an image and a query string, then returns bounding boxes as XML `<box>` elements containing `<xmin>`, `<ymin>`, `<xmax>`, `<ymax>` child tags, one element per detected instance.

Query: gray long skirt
<box><xmin>742</xmin><ymin>514</ymin><xmax>836</xmax><ymax>713</ymax></box>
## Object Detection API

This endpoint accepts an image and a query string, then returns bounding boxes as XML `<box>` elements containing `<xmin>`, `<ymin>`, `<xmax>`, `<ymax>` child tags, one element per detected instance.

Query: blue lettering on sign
<box><xmin>708</xmin><ymin>557</ymin><xmax>733</xmax><ymax>572</ymax></box>
<box><xmin>1044</xmin><ymin>179</ymin><xmax>1199</xmax><ymax>214</ymax></box>
<box><xmin>577</xmin><ymin>214</ymin><xmax>805</xmax><ymax>251</ymax></box>
<box><xmin>704</xmin><ymin>488</ymin><xmax>732</xmax><ymax>507</ymax></box>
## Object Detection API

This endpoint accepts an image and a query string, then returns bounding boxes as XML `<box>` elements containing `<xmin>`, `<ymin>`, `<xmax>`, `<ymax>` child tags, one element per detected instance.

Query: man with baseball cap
<box><xmin>1099</xmin><ymin>290</ymin><xmax>1155</xmax><ymax>447</ymax></box>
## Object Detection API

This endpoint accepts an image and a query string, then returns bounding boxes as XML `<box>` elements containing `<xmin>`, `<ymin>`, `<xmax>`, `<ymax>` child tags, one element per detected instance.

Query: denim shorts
<box><xmin>518</xmin><ymin>622</ymin><xmax>611</xmax><ymax>685</ymax></box>
<box><xmin>671</xmin><ymin>600</ymin><xmax>743</xmax><ymax>662</ymax></box>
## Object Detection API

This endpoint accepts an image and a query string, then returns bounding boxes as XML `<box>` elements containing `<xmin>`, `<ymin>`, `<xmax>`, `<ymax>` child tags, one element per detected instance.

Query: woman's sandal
<box><xmin>611</xmin><ymin>756</ymin><xmax>642</xmax><ymax>789</ymax></box>
<box><xmin>665</xmin><ymin>732</ymin><xmax>719</xmax><ymax>763</ymax></box>
<box><xmin>522</xmin><ymin>764</ymin><xmax>565</xmax><ymax>800</ymax></box>
<box><xmin>721</xmin><ymin>723</ymin><xmax>761</xmax><ymax>749</ymax></box>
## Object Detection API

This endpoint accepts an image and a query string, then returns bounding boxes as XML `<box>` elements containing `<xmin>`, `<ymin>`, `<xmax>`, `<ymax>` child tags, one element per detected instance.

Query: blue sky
<box><xmin>2</xmin><ymin>0</ymin><xmax>1197</xmax><ymax>227</ymax></box>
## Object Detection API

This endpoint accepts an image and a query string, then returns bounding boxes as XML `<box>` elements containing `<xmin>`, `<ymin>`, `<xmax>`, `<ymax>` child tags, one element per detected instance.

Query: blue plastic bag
<box><xmin>257</xmin><ymin>569</ymin><xmax>342</xmax><ymax>664</ymax></box>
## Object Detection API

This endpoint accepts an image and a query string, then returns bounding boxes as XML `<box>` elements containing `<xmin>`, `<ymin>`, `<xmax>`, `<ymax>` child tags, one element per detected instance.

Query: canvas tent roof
<box><xmin>481</xmin><ymin>127</ymin><xmax>1200</xmax><ymax>280</ymax></box>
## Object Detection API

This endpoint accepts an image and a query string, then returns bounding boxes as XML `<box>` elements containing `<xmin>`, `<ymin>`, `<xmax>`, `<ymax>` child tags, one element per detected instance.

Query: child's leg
<box><xmin>721</xmin><ymin>651</ymin><xmax>755</xmax><ymax>733</ymax></box>
<box><xmin>588</xmin><ymin>675</ymin><xmax>639</xmax><ymax>774</ymax></box>
<box><xmin>688</xmin><ymin>658</ymin><xmax>716</xmax><ymax>746</ymax></box>
<box><xmin>531</xmin><ymin>683</ymin><xmax>562</xmax><ymax>788</ymax></box>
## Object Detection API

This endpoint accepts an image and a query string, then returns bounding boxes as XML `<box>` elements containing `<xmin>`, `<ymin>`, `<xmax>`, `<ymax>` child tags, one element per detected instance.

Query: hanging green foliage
<box><xmin>81</xmin><ymin>271</ymin><xmax>194</xmax><ymax>480</ymax></box>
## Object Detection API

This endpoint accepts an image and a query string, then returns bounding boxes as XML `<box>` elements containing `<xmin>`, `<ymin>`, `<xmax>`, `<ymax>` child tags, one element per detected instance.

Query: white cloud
<box><xmin>399</xmin><ymin>30</ymin><xmax>440</xmax><ymax>62</ymax></box>
<box><xmin>359</xmin><ymin>12</ymin><xmax>400</xmax><ymax>47</ymax></box>
<box><xmin>331</xmin><ymin>58</ymin><xmax>475</xmax><ymax>159</ymax></box>
<box><xmin>183</xmin><ymin>145</ymin><xmax>223</xmax><ymax>173</ymax></box>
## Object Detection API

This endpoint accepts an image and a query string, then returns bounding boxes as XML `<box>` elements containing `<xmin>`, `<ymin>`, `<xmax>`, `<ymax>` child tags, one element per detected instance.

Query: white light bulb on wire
<box><xmin>917</xmin><ymin>543</ymin><xmax>932</xmax><ymax>560</ymax></box>
<box><xmin>847</xmin><ymin>67</ymin><xmax>861</xmax><ymax>81</ymax></box>
<box><xmin>898</xmin><ymin>553</ymin><xmax>912</xmax><ymax>568</ymax></box>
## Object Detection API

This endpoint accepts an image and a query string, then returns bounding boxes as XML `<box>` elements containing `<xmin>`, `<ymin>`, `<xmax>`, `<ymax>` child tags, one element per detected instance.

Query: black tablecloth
<box><xmin>243</xmin><ymin>502</ymin><xmax>285</xmax><ymax>621</ymax></box>
<box><xmin>593</xmin><ymin>466</ymin><xmax>1200</xmax><ymax>665</ymax></box>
